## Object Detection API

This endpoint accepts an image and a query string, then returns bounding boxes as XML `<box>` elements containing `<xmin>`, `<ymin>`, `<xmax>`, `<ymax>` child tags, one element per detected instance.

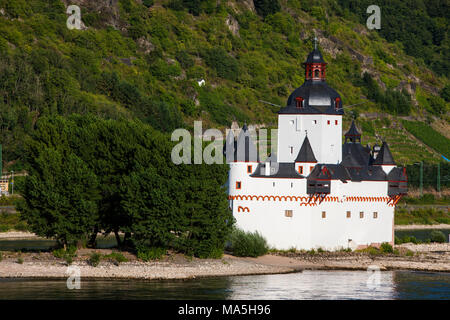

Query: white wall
<box><xmin>277</xmin><ymin>114</ymin><xmax>342</xmax><ymax>164</ymax></box>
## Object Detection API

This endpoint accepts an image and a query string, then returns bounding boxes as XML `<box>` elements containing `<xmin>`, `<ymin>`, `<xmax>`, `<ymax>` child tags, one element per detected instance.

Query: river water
<box><xmin>0</xmin><ymin>271</ymin><xmax>448</xmax><ymax>300</ymax></box>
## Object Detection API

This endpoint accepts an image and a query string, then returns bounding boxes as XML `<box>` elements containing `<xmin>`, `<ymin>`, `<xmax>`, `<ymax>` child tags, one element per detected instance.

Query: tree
<box><xmin>254</xmin><ymin>0</ymin><xmax>281</xmax><ymax>18</ymax></box>
<box><xmin>18</xmin><ymin>149</ymin><xmax>99</xmax><ymax>247</ymax></box>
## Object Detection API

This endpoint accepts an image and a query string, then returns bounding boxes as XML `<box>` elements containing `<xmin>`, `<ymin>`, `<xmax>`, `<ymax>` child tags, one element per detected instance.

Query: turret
<box><xmin>294</xmin><ymin>135</ymin><xmax>317</xmax><ymax>176</ymax></box>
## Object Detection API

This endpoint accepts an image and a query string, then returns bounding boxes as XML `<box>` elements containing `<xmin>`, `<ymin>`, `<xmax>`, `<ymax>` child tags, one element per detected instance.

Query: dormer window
<box><xmin>295</xmin><ymin>97</ymin><xmax>304</xmax><ymax>109</ymax></box>
<box><xmin>335</xmin><ymin>97</ymin><xmax>341</xmax><ymax>110</ymax></box>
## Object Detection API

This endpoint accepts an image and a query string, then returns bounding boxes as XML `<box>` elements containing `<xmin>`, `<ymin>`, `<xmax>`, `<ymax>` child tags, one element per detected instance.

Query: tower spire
<box><xmin>314</xmin><ymin>36</ymin><xmax>318</xmax><ymax>50</ymax></box>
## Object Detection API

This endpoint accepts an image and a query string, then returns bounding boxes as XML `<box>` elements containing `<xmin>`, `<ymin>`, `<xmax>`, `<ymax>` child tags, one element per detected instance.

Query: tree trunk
<box><xmin>88</xmin><ymin>226</ymin><xmax>98</xmax><ymax>248</ymax></box>
<box><xmin>114</xmin><ymin>229</ymin><xmax>122</xmax><ymax>247</ymax></box>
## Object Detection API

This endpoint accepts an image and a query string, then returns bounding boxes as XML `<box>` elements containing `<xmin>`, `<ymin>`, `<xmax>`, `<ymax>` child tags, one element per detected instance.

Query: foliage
<box><xmin>402</xmin><ymin>121</ymin><xmax>450</xmax><ymax>158</ymax></box>
<box><xmin>395</xmin><ymin>208</ymin><xmax>450</xmax><ymax>225</ymax></box>
<box><xmin>430</xmin><ymin>230</ymin><xmax>446</xmax><ymax>243</ymax></box>
<box><xmin>18</xmin><ymin>114</ymin><xmax>232</xmax><ymax>257</ymax></box>
<box><xmin>103</xmin><ymin>252</ymin><xmax>128</xmax><ymax>263</ymax></box>
<box><xmin>253</xmin><ymin>0</ymin><xmax>281</xmax><ymax>18</ymax></box>
<box><xmin>53</xmin><ymin>245</ymin><xmax>77</xmax><ymax>264</ymax></box>
<box><xmin>227</xmin><ymin>228</ymin><xmax>268</xmax><ymax>257</ymax></box>
<box><xmin>89</xmin><ymin>252</ymin><xmax>102</xmax><ymax>267</ymax></box>
<box><xmin>136</xmin><ymin>246</ymin><xmax>166</xmax><ymax>261</ymax></box>
<box><xmin>336</xmin><ymin>0</ymin><xmax>450</xmax><ymax>76</ymax></box>
<box><xmin>0</xmin><ymin>212</ymin><xmax>29</xmax><ymax>232</ymax></box>
<box><xmin>380</xmin><ymin>242</ymin><xmax>393</xmax><ymax>254</ymax></box>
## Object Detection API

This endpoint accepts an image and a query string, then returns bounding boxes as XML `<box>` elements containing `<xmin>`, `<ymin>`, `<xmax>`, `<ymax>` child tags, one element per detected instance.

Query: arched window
<box><xmin>314</xmin><ymin>69</ymin><xmax>320</xmax><ymax>78</ymax></box>
<box><xmin>295</xmin><ymin>97</ymin><xmax>303</xmax><ymax>109</ymax></box>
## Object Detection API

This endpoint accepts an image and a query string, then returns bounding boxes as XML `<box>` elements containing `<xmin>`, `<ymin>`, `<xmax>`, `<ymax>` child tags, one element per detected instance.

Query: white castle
<box><xmin>225</xmin><ymin>44</ymin><xmax>408</xmax><ymax>251</ymax></box>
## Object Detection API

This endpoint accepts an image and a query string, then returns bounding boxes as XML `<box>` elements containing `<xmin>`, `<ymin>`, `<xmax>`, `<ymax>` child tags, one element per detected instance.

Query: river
<box><xmin>0</xmin><ymin>271</ymin><xmax>448</xmax><ymax>300</ymax></box>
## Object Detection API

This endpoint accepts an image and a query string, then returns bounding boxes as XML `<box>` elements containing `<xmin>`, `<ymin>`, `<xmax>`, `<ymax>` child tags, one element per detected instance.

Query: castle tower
<box><xmin>372</xmin><ymin>141</ymin><xmax>396</xmax><ymax>174</ymax></box>
<box><xmin>277</xmin><ymin>41</ymin><xmax>343</xmax><ymax>164</ymax></box>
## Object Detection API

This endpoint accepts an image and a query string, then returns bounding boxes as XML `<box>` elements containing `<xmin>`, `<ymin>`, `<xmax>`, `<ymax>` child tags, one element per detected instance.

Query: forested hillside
<box><xmin>0</xmin><ymin>0</ymin><xmax>448</xmax><ymax>169</ymax></box>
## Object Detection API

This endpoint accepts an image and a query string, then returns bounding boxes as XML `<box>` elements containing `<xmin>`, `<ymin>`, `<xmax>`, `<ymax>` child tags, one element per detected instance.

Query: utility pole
<box><xmin>419</xmin><ymin>161</ymin><xmax>423</xmax><ymax>197</ymax></box>
<box><xmin>437</xmin><ymin>162</ymin><xmax>441</xmax><ymax>193</ymax></box>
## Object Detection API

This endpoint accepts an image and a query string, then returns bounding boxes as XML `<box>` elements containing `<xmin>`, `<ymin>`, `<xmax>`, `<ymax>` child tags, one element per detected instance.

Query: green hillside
<box><xmin>0</xmin><ymin>0</ymin><xmax>448</xmax><ymax>169</ymax></box>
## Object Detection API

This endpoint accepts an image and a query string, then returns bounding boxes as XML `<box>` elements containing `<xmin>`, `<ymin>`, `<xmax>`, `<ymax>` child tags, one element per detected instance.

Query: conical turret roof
<box><xmin>373</xmin><ymin>141</ymin><xmax>396</xmax><ymax>165</ymax></box>
<box><xmin>345</xmin><ymin>120</ymin><xmax>361</xmax><ymax>137</ymax></box>
<box><xmin>295</xmin><ymin>136</ymin><xmax>317</xmax><ymax>163</ymax></box>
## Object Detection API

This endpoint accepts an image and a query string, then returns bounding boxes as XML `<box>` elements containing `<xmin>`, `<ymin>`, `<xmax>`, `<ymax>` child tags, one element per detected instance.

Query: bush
<box><xmin>136</xmin><ymin>246</ymin><xmax>166</xmax><ymax>261</ymax></box>
<box><xmin>89</xmin><ymin>252</ymin><xmax>102</xmax><ymax>267</ymax></box>
<box><xmin>430</xmin><ymin>230</ymin><xmax>446</xmax><ymax>243</ymax></box>
<box><xmin>380</xmin><ymin>242</ymin><xmax>394</xmax><ymax>253</ymax></box>
<box><xmin>104</xmin><ymin>252</ymin><xmax>128</xmax><ymax>264</ymax></box>
<box><xmin>53</xmin><ymin>246</ymin><xmax>77</xmax><ymax>265</ymax></box>
<box><xmin>228</xmin><ymin>228</ymin><xmax>268</xmax><ymax>257</ymax></box>
<box><xmin>17</xmin><ymin>257</ymin><xmax>23</xmax><ymax>264</ymax></box>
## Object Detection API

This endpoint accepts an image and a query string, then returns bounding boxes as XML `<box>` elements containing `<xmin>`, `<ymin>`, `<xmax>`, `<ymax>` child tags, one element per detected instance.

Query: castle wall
<box><xmin>230</xmin><ymin>177</ymin><xmax>395</xmax><ymax>250</ymax></box>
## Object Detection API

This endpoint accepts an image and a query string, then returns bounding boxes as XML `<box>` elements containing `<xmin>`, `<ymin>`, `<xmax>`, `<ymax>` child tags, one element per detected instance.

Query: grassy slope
<box><xmin>0</xmin><ymin>0</ymin><xmax>447</xmax><ymax>167</ymax></box>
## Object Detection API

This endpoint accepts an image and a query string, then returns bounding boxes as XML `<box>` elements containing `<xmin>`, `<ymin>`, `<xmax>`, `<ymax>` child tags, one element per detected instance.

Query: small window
<box><xmin>285</xmin><ymin>210</ymin><xmax>293</xmax><ymax>218</ymax></box>
<box><xmin>314</xmin><ymin>69</ymin><xmax>320</xmax><ymax>77</ymax></box>
<box><xmin>247</xmin><ymin>165</ymin><xmax>252</xmax><ymax>173</ymax></box>
<box><xmin>327</xmin><ymin>120</ymin><xmax>330</xmax><ymax>125</ymax></box>
<box><xmin>290</xmin><ymin>146</ymin><xmax>293</xmax><ymax>154</ymax></box>
<box><xmin>236</xmin><ymin>181</ymin><xmax>241</xmax><ymax>189</ymax></box>
<box><xmin>322</xmin><ymin>211</ymin><xmax>326</xmax><ymax>219</ymax></box>
<box><xmin>273</xmin><ymin>182</ymin><xmax>275</xmax><ymax>187</ymax></box>
<box><xmin>373</xmin><ymin>212</ymin><xmax>378</xmax><ymax>219</ymax></box>
<box><xmin>360</xmin><ymin>212</ymin><xmax>364</xmax><ymax>219</ymax></box>
<box><xmin>298</xmin><ymin>166</ymin><xmax>303</xmax><ymax>174</ymax></box>
<box><xmin>335</xmin><ymin>120</ymin><xmax>338</xmax><ymax>125</ymax></box>
<box><xmin>310</xmin><ymin>166</ymin><xmax>314</xmax><ymax>172</ymax></box>
<box><xmin>346</xmin><ymin>211</ymin><xmax>351</xmax><ymax>218</ymax></box>
<box><xmin>291</xmin><ymin>182</ymin><xmax>293</xmax><ymax>188</ymax></box>
<box><xmin>313</xmin><ymin>120</ymin><xmax>317</xmax><ymax>124</ymax></box>
<box><xmin>295</xmin><ymin>97</ymin><xmax>303</xmax><ymax>109</ymax></box>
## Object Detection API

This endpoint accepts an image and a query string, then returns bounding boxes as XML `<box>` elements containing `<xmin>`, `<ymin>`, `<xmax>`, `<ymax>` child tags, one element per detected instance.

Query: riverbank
<box><xmin>395</xmin><ymin>224</ymin><xmax>450</xmax><ymax>230</ymax></box>
<box><xmin>0</xmin><ymin>243</ymin><xmax>449</xmax><ymax>280</ymax></box>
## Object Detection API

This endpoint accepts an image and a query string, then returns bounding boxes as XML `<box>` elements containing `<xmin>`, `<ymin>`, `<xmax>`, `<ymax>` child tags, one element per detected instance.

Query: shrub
<box><xmin>430</xmin><ymin>230</ymin><xmax>446</xmax><ymax>243</ymax></box>
<box><xmin>201</xmin><ymin>48</ymin><xmax>239</xmax><ymax>81</ymax></box>
<box><xmin>89</xmin><ymin>252</ymin><xmax>102</xmax><ymax>267</ymax></box>
<box><xmin>228</xmin><ymin>228</ymin><xmax>268</xmax><ymax>257</ymax></box>
<box><xmin>104</xmin><ymin>252</ymin><xmax>128</xmax><ymax>264</ymax></box>
<box><xmin>17</xmin><ymin>257</ymin><xmax>24</xmax><ymax>264</ymax></box>
<box><xmin>380</xmin><ymin>242</ymin><xmax>394</xmax><ymax>253</ymax></box>
<box><xmin>136</xmin><ymin>246</ymin><xmax>166</xmax><ymax>261</ymax></box>
<box><xmin>53</xmin><ymin>245</ymin><xmax>77</xmax><ymax>264</ymax></box>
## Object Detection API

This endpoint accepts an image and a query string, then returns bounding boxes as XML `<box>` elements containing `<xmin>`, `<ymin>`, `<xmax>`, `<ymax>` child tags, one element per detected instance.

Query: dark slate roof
<box><xmin>295</xmin><ymin>136</ymin><xmax>317</xmax><ymax>163</ymax></box>
<box><xmin>342</xmin><ymin>142</ymin><xmax>371</xmax><ymax>167</ymax></box>
<box><xmin>372</xmin><ymin>141</ymin><xmax>396</xmax><ymax>165</ymax></box>
<box><xmin>341</xmin><ymin>153</ymin><xmax>362</xmax><ymax>168</ymax></box>
<box><xmin>223</xmin><ymin>126</ymin><xmax>259</xmax><ymax>162</ymax></box>
<box><xmin>250</xmin><ymin>162</ymin><xmax>305</xmax><ymax>179</ymax></box>
<box><xmin>279</xmin><ymin>80</ymin><xmax>343</xmax><ymax>115</ymax></box>
<box><xmin>346</xmin><ymin>166</ymin><xmax>387</xmax><ymax>182</ymax></box>
<box><xmin>305</xmin><ymin>48</ymin><xmax>326</xmax><ymax>64</ymax></box>
<box><xmin>345</xmin><ymin>120</ymin><xmax>361</xmax><ymax>137</ymax></box>
<box><xmin>308</xmin><ymin>164</ymin><xmax>351</xmax><ymax>182</ymax></box>
<box><xmin>387</xmin><ymin>167</ymin><xmax>407</xmax><ymax>181</ymax></box>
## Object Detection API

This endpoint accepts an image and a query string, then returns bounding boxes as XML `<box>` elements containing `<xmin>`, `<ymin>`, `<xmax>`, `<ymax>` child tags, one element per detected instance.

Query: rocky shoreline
<box><xmin>0</xmin><ymin>243</ymin><xmax>449</xmax><ymax>280</ymax></box>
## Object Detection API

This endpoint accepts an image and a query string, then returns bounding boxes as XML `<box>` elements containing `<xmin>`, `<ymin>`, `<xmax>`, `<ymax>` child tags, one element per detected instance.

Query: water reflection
<box><xmin>0</xmin><ymin>271</ymin><xmax>448</xmax><ymax>300</ymax></box>
<box><xmin>227</xmin><ymin>271</ymin><xmax>395</xmax><ymax>300</ymax></box>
